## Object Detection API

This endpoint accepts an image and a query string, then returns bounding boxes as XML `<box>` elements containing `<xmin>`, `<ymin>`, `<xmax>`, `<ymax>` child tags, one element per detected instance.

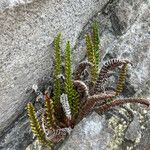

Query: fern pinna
<box><xmin>53</xmin><ymin>33</ymin><xmax>62</xmax><ymax>106</ymax></box>
<box><xmin>27</xmin><ymin>21</ymin><xmax>149</xmax><ymax>149</ymax></box>
<box><xmin>27</xmin><ymin>102</ymin><xmax>52</xmax><ymax>149</ymax></box>
<box><xmin>85</xmin><ymin>33</ymin><xmax>98</xmax><ymax>82</ymax></box>
<box><xmin>64</xmin><ymin>41</ymin><xmax>79</xmax><ymax>115</ymax></box>
<box><xmin>92</xmin><ymin>21</ymin><xmax>100</xmax><ymax>68</ymax></box>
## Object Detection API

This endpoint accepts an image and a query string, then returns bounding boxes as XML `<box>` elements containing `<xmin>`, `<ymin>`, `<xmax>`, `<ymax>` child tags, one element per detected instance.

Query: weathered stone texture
<box><xmin>0</xmin><ymin>0</ymin><xmax>109</xmax><ymax>134</ymax></box>
<box><xmin>59</xmin><ymin>112</ymin><xmax>113</xmax><ymax>150</ymax></box>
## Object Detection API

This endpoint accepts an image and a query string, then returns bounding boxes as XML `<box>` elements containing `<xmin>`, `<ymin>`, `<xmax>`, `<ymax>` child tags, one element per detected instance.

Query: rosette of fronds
<box><xmin>26</xmin><ymin>21</ymin><xmax>150</xmax><ymax>150</ymax></box>
<box><xmin>53</xmin><ymin>33</ymin><xmax>62</xmax><ymax>106</ymax></box>
<box><xmin>92</xmin><ymin>21</ymin><xmax>100</xmax><ymax>68</ymax></box>
<box><xmin>64</xmin><ymin>41</ymin><xmax>79</xmax><ymax>114</ymax></box>
<box><xmin>27</xmin><ymin>102</ymin><xmax>52</xmax><ymax>148</ymax></box>
<box><xmin>85</xmin><ymin>33</ymin><xmax>98</xmax><ymax>82</ymax></box>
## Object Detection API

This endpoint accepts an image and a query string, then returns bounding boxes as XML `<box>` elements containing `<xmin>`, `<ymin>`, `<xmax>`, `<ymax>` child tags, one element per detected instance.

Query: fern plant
<box><xmin>27</xmin><ymin>21</ymin><xmax>149</xmax><ymax>149</ymax></box>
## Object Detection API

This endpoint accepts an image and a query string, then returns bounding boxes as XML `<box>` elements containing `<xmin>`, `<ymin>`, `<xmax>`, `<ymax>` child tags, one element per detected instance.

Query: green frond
<box><xmin>64</xmin><ymin>41</ymin><xmax>72</xmax><ymax>84</ymax></box>
<box><xmin>115</xmin><ymin>63</ymin><xmax>128</xmax><ymax>96</ymax></box>
<box><xmin>64</xmin><ymin>41</ymin><xmax>79</xmax><ymax>114</ymax></box>
<box><xmin>85</xmin><ymin>33</ymin><xmax>98</xmax><ymax>82</ymax></box>
<box><xmin>44</xmin><ymin>97</ymin><xmax>56</xmax><ymax>129</ymax></box>
<box><xmin>53</xmin><ymin>33</ymin><xmax>62</xmax><ymax>106</ymax></box>
<box><xmin>27</xmin><ymin>102</ymin><xmax>52</xmax><ymax>149</ymax></box>
<box><xmin>92</xmin><ymin>21</ymin><xmax>100</xmax><ymax>68</ymax></box>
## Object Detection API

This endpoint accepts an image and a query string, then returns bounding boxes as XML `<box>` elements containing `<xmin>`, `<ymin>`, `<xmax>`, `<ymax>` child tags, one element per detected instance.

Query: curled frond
<box><xmin>115</xmin><ymin>63</ymin><xmax>128</xmax><ymax>96</ymax></box>
<box><xmin>94</xmin><ymin>59</ymin><xmax>130</xmax><ymax>93</ymax></box>
<box><xmin>53</xmin><ymin>33</ymin><xmax>62</xmax><ymax>106</ymax></box>
<box><xmin>73</xmin><ymin>80</ymin><xmax>89</xmax><ymax>99</ymax></box>
<box><xmin>95</xmin><ymin>98</ymin><xmax>150</xmax><ymax>113</ymax></box>
<box><xmin>78</xmin><ymin>92</ymin><xmax>116</xmax><ymax>120</ymax></box>
<box><xmin>75</xmin><ymin>61</ymin><xmax>93</xmax><ymax>80</ymax></box>
<box><xmin>27</xmin><ymin>102</ymin><xmax>52</xmax><ymax>148</ymax></box>
<box><xmin>85</xmin><ymin>33</ymin><xmax>98</xmax><ymax>82</ymax></box>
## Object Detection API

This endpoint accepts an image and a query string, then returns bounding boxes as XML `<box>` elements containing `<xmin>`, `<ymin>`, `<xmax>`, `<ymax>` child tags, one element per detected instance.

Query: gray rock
<box><xmin>59</xmin><ymin>112</ymin><xmax>113</xmax><ymax>150</ymax></box>
<box><xmin>125</xmin><ymin>114</ymin><xmax>141</xmax><ymax>142</ymax></box>
<box><xmin>0</xmin><ymin>112</ymin><xmax>33</xmax><ymax>150</ymax></box>
<box><xmin>0</xmin><ymin>0</ymin><xmax>109</xmax><ymax>135</ymax></box>
<box><xmin>99</xmin><ymin>0</ymin><xmax>150</xmax><ymax>97</ymax></box>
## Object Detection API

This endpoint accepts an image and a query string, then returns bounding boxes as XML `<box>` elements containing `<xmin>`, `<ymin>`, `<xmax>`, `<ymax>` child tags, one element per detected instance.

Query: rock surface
<box><xmin>0</xmin><ymin>0</ymin><xmax>109</xmax><ymax>134</ymax></box>
<box><xmin>0</xmin><ymin>0</ymin><xmax>150</xmax><ymax>149</ymax></box>
<box><xmin>59</xmin><ymin>112</ymin><xmax>113</xmax><ymax>150</ymax></box>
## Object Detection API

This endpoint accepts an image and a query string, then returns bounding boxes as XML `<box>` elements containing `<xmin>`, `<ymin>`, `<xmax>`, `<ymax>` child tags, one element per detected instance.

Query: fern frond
<box><xmin>94</xmin><ymin>59</ymin><xmax>130</xmax><ymax>93</ymax></box>
<box><xmin>60</xmin><ymin>93</ymin><xmax>72</xmax><ymax>120</ymax></box>
<box><xmin>78</xmin><ymin>92</ymin><xmax>116</xmax><ymax>120</ymax></box>
<box><xmin>75</xmin><ymin>61</ymin><xmax>93</xmax><ymax>80</ymax></box>
<box><xmin>85</xmin><ymin>33</ymin><xmax>98</xmax><ymax>82</ymax></box>
<box><xmin>73</xmin><ymin>80</ymin><xmax>89</xmax><ymax>99</ymax></box>
<box><xmin>92</xmin><ymin>21</ymin><xmax>100</xmax><ymax>68</ymax></box>
<box><xmin>115</xmin><ymin>63</ymin><xmax>128</xmax><ymax>96</ymax></box>
<box><xmin>95</xmin><ymin>98</ymin><xmax>150</xmax><ymax>113</ymax></box>
<box><xmin>27</xmin><ymin>102</ymin><xmax>52</xmax><ymax>148</ymax></box>
<box><xmin>44</xmin><ymin>93</ymin><xmax>57</xmax><ymax>129</ymax></box>
<box><xmin>53</xmin><ymin>33</ymin><xmax>62</xmax><ymax>106</ymax></box>
<box><xmin>46</xmin><ymin>128</ymin><xmax>70</xmax><ymax>143</ymax></box>
<box><xmin>64</xmin><ymin>41</ymin><xmax>79</xmax><ymax>114</ymax></box>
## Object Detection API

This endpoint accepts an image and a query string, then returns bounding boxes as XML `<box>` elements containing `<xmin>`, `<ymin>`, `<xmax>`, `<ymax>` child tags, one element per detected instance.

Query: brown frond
<box><xmin>73</xmin><ymin>80</ymin><xmax>89</xmax><ymax>99</ymax></box>
<box><xmin>46</xmin><ymin>127</ymin><xmax>72</xmax><ymax>143</ymax></box>
<box><xmin>78</xmin><ymin>92</ymin><xmax>116</xmax><ymax>120</ymax></box>
<box><xmin>94</xmin><ymin>59</ymin><xmax>130</xmax><ymax>93</ymax></box>
<box><xmin>95</xmin><ymin>98</ymin><xmax>150</xmax><ymax>113</ymax></box>
<box><xmin>74</xmin><ymin>61</ymin><xmax>93</xmax><ymax>80</ymax></box>
<box><xmin>44</xmin><ymin>92</ymin><xmax>57</xmax><ymax>129</ymax></box>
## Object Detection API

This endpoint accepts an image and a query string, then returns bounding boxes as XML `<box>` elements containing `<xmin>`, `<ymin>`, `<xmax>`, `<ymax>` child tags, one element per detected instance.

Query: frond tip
<box><xmin>75</xmin><ymin>61</ymin><xmax>93</xmax><ymax>80</ymax></box>
<box><xmin>94</xmin><ymin>59</ymin><xmax>130</xmax><ymax>93</ymax></box>
<box><xmin>27</xmin><ymin>102</ymin><xmax>52</xmax><ymax>148</ymax></box>
<box><xmin>115</xmin><ymin>63</ymin><xmax>128</xmax><ymax>95</ymax></box>
<box><xmin>85</xmin><ymin>33</ymin><xmax>98</xmax><ymax>82</ymax></box>
<box><xmin>92</xmin><ymin>20</ymin><xmax>100</xmax><ymax>68</ymax></box>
